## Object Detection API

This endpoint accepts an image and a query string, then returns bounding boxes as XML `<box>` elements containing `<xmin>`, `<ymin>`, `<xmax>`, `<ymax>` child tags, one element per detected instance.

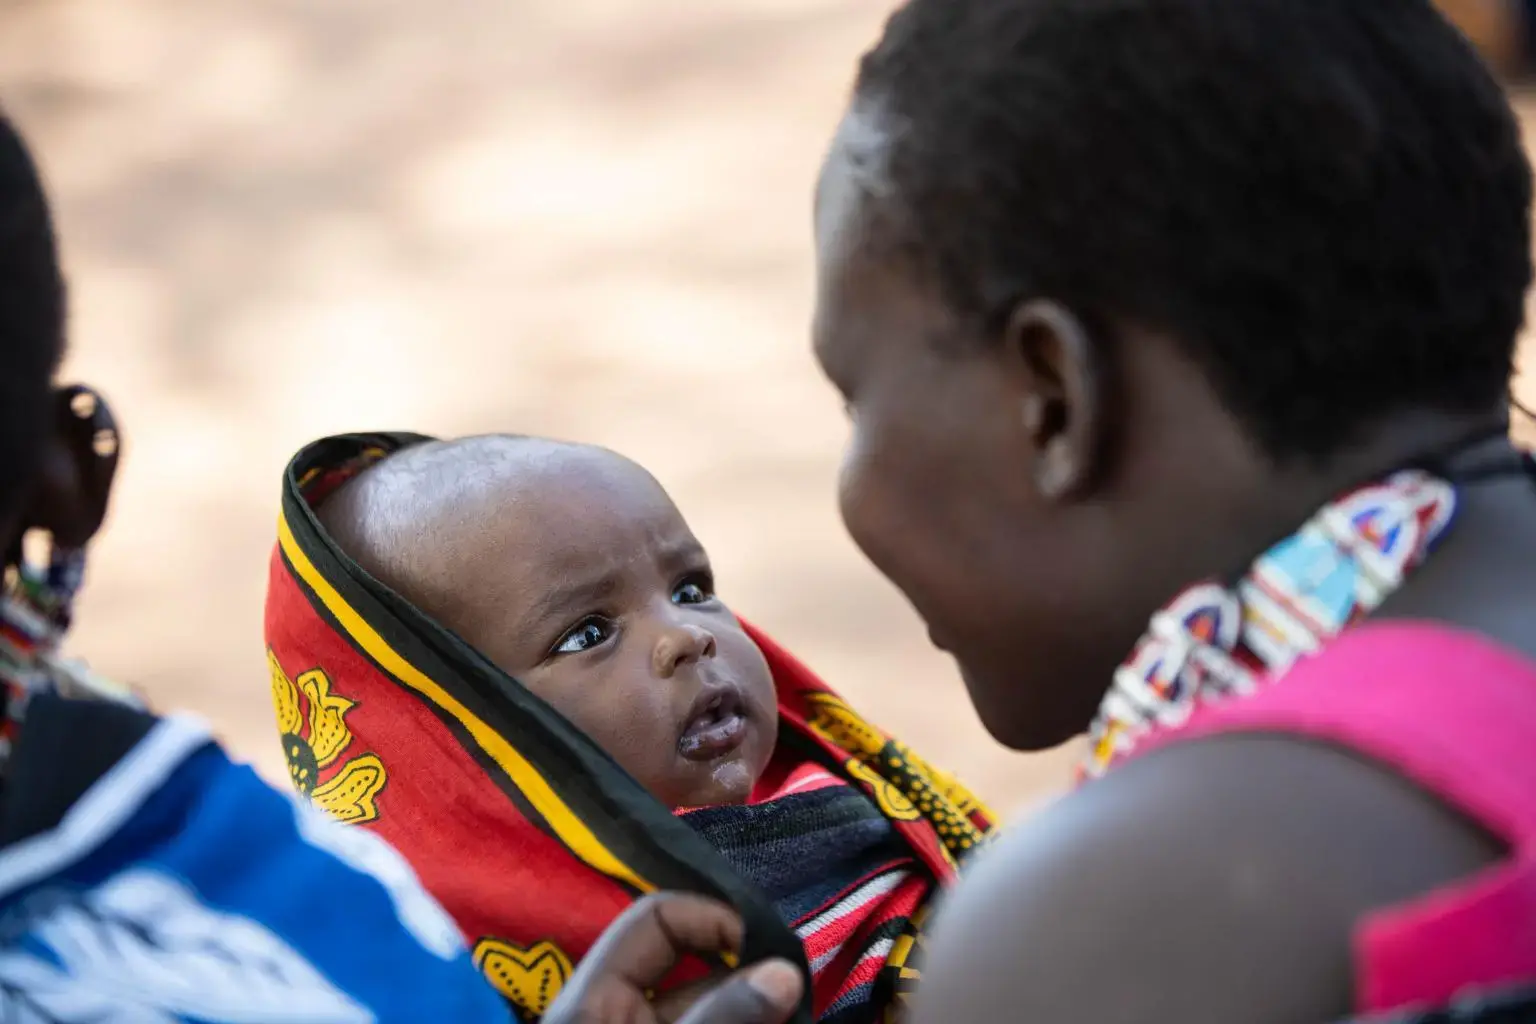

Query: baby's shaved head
<box><xmin>312</xmin><ymin>433</ymin><xmax>779</xmax><ymax>809</ymax></box>
<box><xmin>318</xmin><ymin>434</ymin><xmax>642</xmax><ymax>631</ymax></box>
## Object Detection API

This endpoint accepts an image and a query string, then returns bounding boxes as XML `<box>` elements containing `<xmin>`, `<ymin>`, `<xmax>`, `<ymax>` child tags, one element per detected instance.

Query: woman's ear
<box><xmin>26</xmin><ymin>384</ymin><xmax>121</xmax><ymax>550</ymax></box>
<box><xmin>999</xmin><ymin>300</ymin><xmax>1107</xmax><ymax>501</ymax></box>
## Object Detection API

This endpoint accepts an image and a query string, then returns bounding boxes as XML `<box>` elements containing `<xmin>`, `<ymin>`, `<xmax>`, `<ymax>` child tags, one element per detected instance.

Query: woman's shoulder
<box><xmin>912</xmin><ymin>725</ymin><xmax>1502</xmax><ymax>1024</ymax></box>
<box><xmin>912</xmin><ymin>624</ymin><xmax>1536</xmax><ymax>1024</ymax></box>
<box><xmin>1141</xmin><ymin>622</ymin><xmax>1536</xmax><ymax>844</ymax></box>
<box><xmin>1135</xmin><ymin>623</ymin><xmax>1536</xmax><ymax>1013</ymax></box>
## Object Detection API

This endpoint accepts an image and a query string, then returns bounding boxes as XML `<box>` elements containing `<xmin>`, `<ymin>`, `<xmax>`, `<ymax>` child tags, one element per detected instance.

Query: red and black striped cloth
<box><xmin>684</xmin><ymin>763</ymin><xmax>930</xmax><ymax>1022</ymax></box>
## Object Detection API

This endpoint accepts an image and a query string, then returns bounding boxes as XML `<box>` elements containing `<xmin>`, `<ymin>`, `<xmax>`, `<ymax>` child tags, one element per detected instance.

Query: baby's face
<box><xmin>444</xmin><ymin>447</ymin><xmax>777</xmax><ymax>809</ymax></box>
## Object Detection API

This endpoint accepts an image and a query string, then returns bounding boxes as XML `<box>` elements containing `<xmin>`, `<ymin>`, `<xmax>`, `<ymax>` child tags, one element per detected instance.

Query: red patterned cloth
<box><xmin>264</xmin><ymin>432</ymin><xmax>995</xmax><ymax>1023</ymax></box>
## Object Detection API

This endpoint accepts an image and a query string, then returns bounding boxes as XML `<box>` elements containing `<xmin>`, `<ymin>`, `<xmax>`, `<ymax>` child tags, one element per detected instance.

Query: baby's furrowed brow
<box><xmin>654</xmin><ymin>537</ymin><xmax>711</xmax><ymax>574</ymax></box>
<box><xmin>527</xmin><ymin>574</ymin><xmax>622</xmax><ymax>628</ymax></box>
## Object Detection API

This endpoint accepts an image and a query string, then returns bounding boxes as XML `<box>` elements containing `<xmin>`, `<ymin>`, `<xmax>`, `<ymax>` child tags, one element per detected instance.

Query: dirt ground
<box><xmin>1</xmin><ymin>0</ymin><xmax>1530</xmax><ymax>813</ymax></box>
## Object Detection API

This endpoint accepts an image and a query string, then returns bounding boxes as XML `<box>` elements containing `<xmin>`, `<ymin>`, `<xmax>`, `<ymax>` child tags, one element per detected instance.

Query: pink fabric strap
<box><xmin>1133</xmin><ymin>622</ymin><xmax>1536</xmax><ymax>1014</ymax></box>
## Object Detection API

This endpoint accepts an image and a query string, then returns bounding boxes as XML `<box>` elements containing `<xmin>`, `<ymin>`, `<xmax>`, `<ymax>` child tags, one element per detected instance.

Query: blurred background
<box><xmin>1</xmin><ymin>0</ymin><xmax>1531</xmax><ymax>812</ymax></box>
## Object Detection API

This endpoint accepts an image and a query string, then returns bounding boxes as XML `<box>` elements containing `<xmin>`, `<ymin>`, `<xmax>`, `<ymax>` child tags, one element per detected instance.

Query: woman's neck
<box><xmin>1212</xmin><ymin>409</ymin><xmax>1510</xmax><ymax>579</ymax></box>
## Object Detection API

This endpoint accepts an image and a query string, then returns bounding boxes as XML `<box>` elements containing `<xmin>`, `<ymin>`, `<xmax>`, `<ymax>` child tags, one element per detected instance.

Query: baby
<box><xmin>317</xmin><ymin>434</ymin><xmax>779</xmax><ymax>811</ymax></box>
<box><xmin>270</xmin><ymin>429</ymin><xmax>991</xmax><ymax>1021</ymax></box>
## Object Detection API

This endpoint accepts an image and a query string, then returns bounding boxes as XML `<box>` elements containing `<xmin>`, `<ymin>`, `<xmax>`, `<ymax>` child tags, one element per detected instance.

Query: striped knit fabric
<box><xmin>682</xmin><ymin>764</ymin><xmax>929</xmax><ymax>1024</ymax></box>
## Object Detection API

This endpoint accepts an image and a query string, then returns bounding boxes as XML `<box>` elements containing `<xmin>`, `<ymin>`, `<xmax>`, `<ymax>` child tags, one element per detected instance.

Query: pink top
<box><xmin>1132</xmin><ymin>622</ymin><xmax>1536</xmax><ymax>1014</ymax></box>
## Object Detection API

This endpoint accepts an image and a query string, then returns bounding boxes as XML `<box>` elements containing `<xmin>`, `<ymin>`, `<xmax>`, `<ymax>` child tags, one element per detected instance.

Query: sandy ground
<box><xmin>0</xmin><ymin>0</ymin><xmax>1530</xmax><ymax>813</ymax></box>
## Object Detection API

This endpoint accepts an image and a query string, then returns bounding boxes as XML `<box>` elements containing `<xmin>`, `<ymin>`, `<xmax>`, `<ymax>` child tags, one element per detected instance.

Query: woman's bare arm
<box><xmin>911</xmin><ymin>735</ymin><xmax>1499</xmax><ymax>1024</ymax></box>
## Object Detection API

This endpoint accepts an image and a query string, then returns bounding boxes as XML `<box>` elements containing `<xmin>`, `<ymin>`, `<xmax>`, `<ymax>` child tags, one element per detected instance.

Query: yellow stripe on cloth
<box><xmin>278</xmin><ymin>510</ymin><xmax>655</xmax><ymax>894</ymax></box>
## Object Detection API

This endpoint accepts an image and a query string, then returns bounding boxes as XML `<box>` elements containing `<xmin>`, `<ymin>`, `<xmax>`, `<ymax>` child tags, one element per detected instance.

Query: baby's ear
<box><xmin>26</xmin><ymin>384</ymin><xmax>121</xmax><ymax>549</ymax></box>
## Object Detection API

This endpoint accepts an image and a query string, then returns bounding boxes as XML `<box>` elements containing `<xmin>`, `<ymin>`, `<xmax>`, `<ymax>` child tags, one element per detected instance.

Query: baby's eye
<box><xmin>554</xmin><ymin>618</ymin><xmax>613</xmax><ymax>655</ymax></box>
<box><xmin>672</xmin><ymin>576</ymin><xmax>714</xmax><ymax>605</ymax></box>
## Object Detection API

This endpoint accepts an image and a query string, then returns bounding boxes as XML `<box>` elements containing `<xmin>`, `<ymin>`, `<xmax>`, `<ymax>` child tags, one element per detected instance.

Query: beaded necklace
<box><xmin>1083</xmin><ymin>468</ymin><xmax>1459</xmax><ymax>778</ymax></box>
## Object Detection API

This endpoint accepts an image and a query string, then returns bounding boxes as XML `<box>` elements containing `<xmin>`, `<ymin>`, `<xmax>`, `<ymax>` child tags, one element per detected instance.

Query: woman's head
<box><xmin>0</xmin><ymin>112</ymin><xmax>67</xmax><ymax>554</ymax></box>
<box><xmin>813</xmin><ymin>0</ymin><xmax>1532</xmax><ymax>749</ymax></box>
<box><xmin>0</xmin><ymin>113</ymin><xmax>119</xmax><ymax>582</ymax></box>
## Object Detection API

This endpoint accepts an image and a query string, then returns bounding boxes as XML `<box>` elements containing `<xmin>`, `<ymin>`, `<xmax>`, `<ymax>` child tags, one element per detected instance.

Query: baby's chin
<box><xmin>670</xmin><ymin>758</ymin><xmax>763</xmax><ymax>811</ymax></box>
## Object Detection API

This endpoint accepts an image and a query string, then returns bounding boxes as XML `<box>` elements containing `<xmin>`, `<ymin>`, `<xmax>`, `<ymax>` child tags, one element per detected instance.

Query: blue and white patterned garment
<box><xmin>0</xmin><ymin>702</ymin><xmax>514</xmax><ymax>1023</ymax></box>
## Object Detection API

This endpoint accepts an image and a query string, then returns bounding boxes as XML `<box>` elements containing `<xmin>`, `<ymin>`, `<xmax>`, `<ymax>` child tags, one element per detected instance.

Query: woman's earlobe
<box><xmin>27</xmin><ymin>384</ymin><xmax>121</xmax><ymax>550</ymax></box>
<box><xmin>1004</xmin><ymin>300</ymin><xmax>1106</xmax><ymax>501</ymax></box>
<box><xmin>1020</xmin><ymin>392</ymin><xmax>1050</xmax><ymax>438</ymax></box>
<box><xmin>1033</xmin><ymin>441</ymin><xmax>1079</xmax><ymax>501</ymax></box>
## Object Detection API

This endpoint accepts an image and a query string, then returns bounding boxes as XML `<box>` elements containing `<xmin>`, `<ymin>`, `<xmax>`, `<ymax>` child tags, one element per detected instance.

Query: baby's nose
<box><xmin>653</xmin><ymin>623</ymin><xmax>717</xmax><ymax>678</ymax></box>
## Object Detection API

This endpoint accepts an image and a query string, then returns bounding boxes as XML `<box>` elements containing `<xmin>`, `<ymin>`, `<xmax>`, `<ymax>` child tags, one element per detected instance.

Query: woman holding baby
<box><xmin>1</xmin><ymin>0</ymin><xmax>1534</xmax><ymax>1020</ymax></box>
<box><xmin>450</xmin><ymin>0</ymin><xmax>1536</xmax><ymax>1017</ymax></box>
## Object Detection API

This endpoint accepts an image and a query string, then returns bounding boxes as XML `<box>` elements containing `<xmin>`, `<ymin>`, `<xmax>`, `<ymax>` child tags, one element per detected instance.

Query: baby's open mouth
<box><xmin>678</xmin><ymin>687</ymin><xmax>749</xmax><ymax>761</ymax></box>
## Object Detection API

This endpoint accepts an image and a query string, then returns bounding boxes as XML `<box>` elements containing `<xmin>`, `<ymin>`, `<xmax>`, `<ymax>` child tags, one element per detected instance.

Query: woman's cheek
<box><xmin>837</xmin><ymin>431</ymin><xmax>922</xmax><ymax>596</ymax></box>
<box><xmin>837</xmin><ymin>433</ymin><xmax>878</xmax><ymax>561</ymax></box>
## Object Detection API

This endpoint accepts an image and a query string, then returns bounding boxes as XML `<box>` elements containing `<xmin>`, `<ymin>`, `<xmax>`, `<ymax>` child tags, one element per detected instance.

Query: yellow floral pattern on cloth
<box><xmin>801</xmin><ymin>692</ymin><xmax>993</xmax><ymax>859</ymax></box>
<box><xmin>472</xmin><ymin>937</ymin><xmax>573</xmax><ymax>1020</ymax></box>
<box><xmin>269</xmin><ymin>650</ymin><xmax>388</xmax><ymax>824</ymax></box>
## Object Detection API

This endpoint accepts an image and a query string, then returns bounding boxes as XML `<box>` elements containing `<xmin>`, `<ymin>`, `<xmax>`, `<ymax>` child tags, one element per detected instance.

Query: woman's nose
<box><xmin>653</xmin><ymin>623</ymin><xmax>718</xmax><ymax>678</ymax></box>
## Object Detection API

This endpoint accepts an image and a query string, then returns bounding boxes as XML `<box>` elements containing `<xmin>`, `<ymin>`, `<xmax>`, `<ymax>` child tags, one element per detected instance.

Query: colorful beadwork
<box><xmin>1083</xmin><ymin>470</ymin><xmax>1458</xmax><ymax>778</ymax></box>
<box><xmin>0</xmin><ymin>539</ymin><xmax>138</xmax><ymax>767</ymax></box>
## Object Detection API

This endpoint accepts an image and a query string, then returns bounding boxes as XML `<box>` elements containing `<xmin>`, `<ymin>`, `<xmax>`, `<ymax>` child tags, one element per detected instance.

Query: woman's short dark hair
<box><xmin>0</xmin><ymin>112</ymin><xmax>63</xmax><ymax>510</ymax></box>
<box><xmin>855</xmin><ymin>0</ymin><xmax>1533</xmax><ymax>462</ymax></box>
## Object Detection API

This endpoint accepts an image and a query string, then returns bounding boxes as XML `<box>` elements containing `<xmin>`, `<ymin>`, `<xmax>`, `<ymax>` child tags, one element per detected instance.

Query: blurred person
<box><xmin>0</xmin><ymin>110</ymin><xmax>802</xmax><ymax>1023</ymax></box>
<box><xmin>263</xmin><ymin>431</ymin><xmax>994</xmax><ymax>1023</ymax></box>
<box><xmin>803</xmin><ymin>0</ymin><xmax>1536</xmax><ymax>1021</ymax></box>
